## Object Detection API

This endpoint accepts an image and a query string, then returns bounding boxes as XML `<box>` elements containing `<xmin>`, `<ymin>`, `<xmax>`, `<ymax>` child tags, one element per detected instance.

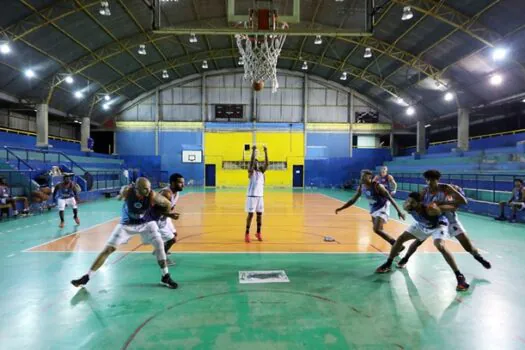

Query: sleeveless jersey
<box><xmin>121</xmin><ymin>185</ymin><xmax>151</xmax><ymax>225</ymax></box>
<box><xmin>156</xmin><ymin>188</ymin><xmax>180</xmax><ymax>222</ymax></box>
<box><xmin>408</xmin><ymin>206</ymin><xmax>445</xmax><ymax>229</ymax></box>
<box><xmin>513</xmin><ymin>186</ymin><xmax>524</xmax><ymax>202</ymax></box>
<box><xmin>377</xmin><ymin>175</ymin><xmax>391</xmax><ymax>192</ymax></box>
<box><xmin>362</xmin><ymin>181</ymin><xmax>388</xmax><ymax>213</ymax></box>
<box><xmin>247</xmin><ymin>170</ymin><xmax>265</xmax><ymax>197</ymax></box>
<box><xmin>55</xmin><ymin>182</ymin><xmax>77</xmax><ymax>199</ymax></box>
<box><xmin>421</xmin><ymin>186</ymin><xmax>449</xmax><ymax>226</ymax></box>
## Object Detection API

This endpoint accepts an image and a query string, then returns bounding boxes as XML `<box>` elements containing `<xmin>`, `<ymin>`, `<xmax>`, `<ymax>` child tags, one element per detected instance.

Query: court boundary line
<box><xmin>22</xmin><ymin>250</ymin><xmax>463</xmax><ymax>254</ymax></box>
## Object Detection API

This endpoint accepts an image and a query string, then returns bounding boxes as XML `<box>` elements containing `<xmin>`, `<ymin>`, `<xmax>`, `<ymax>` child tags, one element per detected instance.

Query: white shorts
<box><xmin>448</xmin><ymin>220</ymin><xmax>466</xmax><ymax>237</ymax></box>
<box><xmin>510</xmin><ymin>202</ymin><xmax>525</xmax><ymax>210</ymax></box>
<box><xmin>0</xmin><ymin>198</ymin><xmax>7</xmax><ymax>205</ymax></box>
<box><xmin>245</xmin><ymin>196</ymin><xmax>264</xmax><ymax>213</ymax></box>
<box><xmin>370</xmin><ymin>202</ymin><xmax>390</xmax><ymax>223</ymax></box>
<box><xmin>106</xmin><ymin>221</ymin><xmax>161</xmax><ymax>247</ymax></box>
<box><xmin>158</xmin><ymin>218</ymin><xmax>176</xmax><ymax>241</ymax></box>
<box><xmin>407</xmin><ymin>223</ymin><xmax>449</xmax><ymax>241</ymax></box>
<box><xmin>57</xmin><ymin>197</ymin><xmax>77</xmax><ymax>210</ymax></box>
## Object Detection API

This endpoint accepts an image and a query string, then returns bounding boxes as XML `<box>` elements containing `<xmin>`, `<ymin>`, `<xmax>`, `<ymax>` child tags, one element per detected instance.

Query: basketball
<box><xmin>252</xmin><ymin>80</ymin><xmax>264</xmax><ymax>91</ymax></box>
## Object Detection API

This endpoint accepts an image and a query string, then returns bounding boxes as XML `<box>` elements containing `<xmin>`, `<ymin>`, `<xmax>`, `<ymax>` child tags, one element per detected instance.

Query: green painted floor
<box><xmin>1</xmin><ymin>189</ymin><xmax>525</xmax><ymax>349</ymax></box>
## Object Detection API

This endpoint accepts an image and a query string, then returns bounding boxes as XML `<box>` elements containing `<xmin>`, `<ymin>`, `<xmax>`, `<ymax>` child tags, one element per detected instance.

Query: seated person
<box><xmin>0</xmin><ymin>178</ymin><xmax>30</xmax><ymax>216</ymax></box>
<box><xmin>496</xmin><ymin>178</ymin><xmax>525</xmax><ymax>223</ymax></box>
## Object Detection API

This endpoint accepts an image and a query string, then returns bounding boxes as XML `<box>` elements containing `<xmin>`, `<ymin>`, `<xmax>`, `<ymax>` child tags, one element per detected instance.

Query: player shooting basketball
<box><xmin>245</xmin><ymin>145</ymin><xmax>268</xmax><ymax>242</ymax></box>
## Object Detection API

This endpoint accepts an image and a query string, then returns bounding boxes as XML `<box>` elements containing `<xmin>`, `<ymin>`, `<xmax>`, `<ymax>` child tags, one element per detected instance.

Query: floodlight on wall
<box><xmin>314</xmin><ymin>35</ymin><xmax>322</xmax><ymax>45</ymax></box>
<box><xmin>0</xmin><ymin>42</ymin><xmax>11</xmax><ymax>54</ymax></box>
<box><xmin>401</xmin><ymin>6</ymin><xmax>414</xmax><ymax>21</ymax></box>
<box><xmin>99</xmin><ymin>1</ymin><xmax>111</xmax><ymax>16</ymax></box>
<box><xmin>189</xmin><ymin>33</ymin><xmax>198</xmax><ymax>43</ymax></box>
<box><xmin>137</xmin><ymin>44</ymin><xmax>147</xmax><ymax>55</ymax></box>
<box><xmin>24</xmin><ymin>69</ymin><xmax>35</xmax><ymax>78</ymax></box>
<box><xmin>202</xmin><ymin>60</ymin><xmax>208</xmax><ymax>69</ymax></box>
<box><xmin>363</xmin><ymin>47</ymin><xmax>372</xmax><ymax>58</ymax></box>
<box><xmin>406</xmin><ymin>106</ymin><xmax>415</xmax><ymax>116</ymax></box>
<box><xmin>340</xmin><ymin>72</ymin><xmax>347</xmax><ymax>80</ymax></box>
<box><xmin>301</xmin><ymin>61</ymin><xmax>308</xmax><ymax>70</ymax></box>
<box><xmin>162</xmin><ymin>69</ymin><xmax>169</xmax><ymax>79</ymax></box>
<box><xmin>444</xmin><ymin>92</ymin><xmax>454</xmax><ymax>102</ymax></box>
<box><xmin>489</xmin><ymin>74</ymin><xmax>503</xmax><ymax>86</ymax></box>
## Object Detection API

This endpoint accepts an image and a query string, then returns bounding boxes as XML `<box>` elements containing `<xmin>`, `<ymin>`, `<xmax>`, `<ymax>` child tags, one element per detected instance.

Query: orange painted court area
<box><xmin>28</xmin><ymin>192</ymin><xmax>463</xmax><ymax>254</ymax></box>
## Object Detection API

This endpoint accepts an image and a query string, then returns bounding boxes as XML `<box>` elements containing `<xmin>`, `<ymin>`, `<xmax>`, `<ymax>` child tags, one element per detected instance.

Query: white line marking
<box><xmin>22</xmin><ymin>216</ymin><xmax>119</xmax><ymax>252</ymax></box>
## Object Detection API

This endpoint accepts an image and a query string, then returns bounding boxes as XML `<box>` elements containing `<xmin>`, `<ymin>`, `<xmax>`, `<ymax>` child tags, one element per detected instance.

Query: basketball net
<box><xmin>235</xmin><ymin>8</ymin><xmax>287</xmax><ymax>93</ymax></box>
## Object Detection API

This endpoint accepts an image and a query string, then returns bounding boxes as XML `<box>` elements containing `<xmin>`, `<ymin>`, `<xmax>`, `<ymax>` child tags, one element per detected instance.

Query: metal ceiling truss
<box><xmin>78</xmin><ymin>49</ymin><xmax>406</xmax><ymax>111</ymax></box>
<box><xmin>294</xmin><ymin>0</ymin><xmax>324</xmax><ymax>70</ymax></box>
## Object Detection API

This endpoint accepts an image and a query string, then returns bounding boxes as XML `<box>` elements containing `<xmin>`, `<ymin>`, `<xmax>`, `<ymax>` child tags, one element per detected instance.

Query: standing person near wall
<box><xmin>335</xmin><ymin>169</ymin><xmax>406</xmax><ymax>247</ymax></box>
<box><xmin>495</xmin><ymin>179</ymin><xmax>525</xmax><ymax>223</ymax></box>
<box><xmin>245</xmin><ymin>145</ymin><xmax>268</xmax><ymax>243</ymax></box>
<box><xmin>53</xmin><ymin>174</ymin><xmax>81</xmax><ymax>228</ymax></box>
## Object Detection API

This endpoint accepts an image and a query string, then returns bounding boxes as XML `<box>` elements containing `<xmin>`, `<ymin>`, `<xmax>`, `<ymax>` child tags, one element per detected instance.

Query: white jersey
<box><xmin>247</xmin><ymin>171</ymin><xmax>265</xmax><ymax>197</ymax></box>
<box><xmin>164</xmin><ymin>187</ymin><xmax>179</xmax><ymax>210</ymax></box>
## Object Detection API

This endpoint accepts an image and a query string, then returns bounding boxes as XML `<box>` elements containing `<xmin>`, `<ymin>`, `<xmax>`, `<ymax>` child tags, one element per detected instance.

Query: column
<box><xmin>303</xmin><ymin>74</ymin><xmax>308</xmax><ymax>160</ymax></box>
<box><xmin>390</xmin><ymin>132</ymin><xmax>396</xmax><ymax>156</ymax></box>
<box><xmin>155</xmin><ymin>88</ymin><xmax>159</xmax><ymax>156</ymax></box>
<box><xmin>458</xmin><ymin>108</ymin><xmax>470</xmax><ymax>151</ymax></box>
<box><xmin>349</xmin><ymin>92</ymin><xmax>354</xmax><ymax>157</ymax></box>
<box><xmin>81</xmin><ymin>116</ymin><xmax>91</xmax><ymax>152</ymax></box>
<box><xmin>112</xmin><ymin>131</ymin><xmax>118</xmax><ymax>155</ymax></box>
<box><xmin>416</xmin><ymin>121</ymin><xmax>426</xmax><ymax>155</ymax></box>
<box><xmin>36</xmin><ymin>103</ymin><xmax>49</xmax><ymax>148</ymax></box>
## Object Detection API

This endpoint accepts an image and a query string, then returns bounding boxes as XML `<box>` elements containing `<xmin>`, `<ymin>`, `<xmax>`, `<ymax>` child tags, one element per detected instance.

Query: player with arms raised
<box><xmin>245</xmin><ymin>145</ymin><xmax>268</xmax><ymax>243</ymax></box>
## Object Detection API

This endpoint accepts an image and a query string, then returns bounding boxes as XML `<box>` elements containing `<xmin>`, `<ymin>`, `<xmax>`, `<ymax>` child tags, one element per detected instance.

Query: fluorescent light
<box><xmin>406</xmin><ymin>106</ymin><xmax>415</xmax><ymax>116</ymax></box>
<box><xmin>24</xmin><ymin>69</ymin><xmax>35</xmax><ymax>78</ymax></box>
<box><xmin>363</xmin><ymin>47</ymin><xmax>372</xmax><ymax>58</ymax></box>
<box><xmin>64</xmin><ymin>75</ymin><xmax>74</xmax><ymax>84</ymax></box>
<box><xmin>74</xmin><ymin>91</ymin><xmax>84</xmax><ymax>99</ymax></box>
<box><xmin>490</xmin><ymin>74</ymin><xmax>503</xmax><ymax>86</ymax></box>
<box><xmin>492</xmin><ymin>47</ymin><xmax>507</xmax><ymax>61</ymax></box>
<box><xmin>522</xmin><ymin>98</ymin><xmax>525</xmax><ymax>103</ymax></box>
<box><xmin>0</xmin><ymin>42</ymin><xmax>11</xmax><ymax>54</ymax></box>
<box><xmin>444</xmin><ymin>92</ymin><xmax>454</xmax><ymax>101</ymax></box>
<box><xmin>402</xmin><ymin>6</ymin><xmax>414</xmax><ymax>21</ymax></box>
<box><xmin>425</xmin><ymin>124</ymin><xmax>431</xmax><ymax>128</ymax></box>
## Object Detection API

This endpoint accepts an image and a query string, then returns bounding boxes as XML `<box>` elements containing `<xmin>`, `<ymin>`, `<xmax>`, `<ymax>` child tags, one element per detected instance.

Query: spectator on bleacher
<box><xmin>496</xmin><ymin>179</ymin><xmax>525</xmax><ymax>223</ymax></box>
<box><xmin>0</xmin><ymin>178</ymin><xmax>30</xmax><ymax>216</ymax></box>
<box><xmin>87</xmin><ymin>137</ymin><xmax>94</xmax><ymax>151</ymax></box>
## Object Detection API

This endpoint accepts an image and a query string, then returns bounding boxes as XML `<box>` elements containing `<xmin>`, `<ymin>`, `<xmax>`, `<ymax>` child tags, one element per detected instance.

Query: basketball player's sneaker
<box><xmin>59</xmin><ymin>222</ymin><xmax>65</xmax><ymax>228</ymax></box>
<box><xmin>161</xmin><ymin>274</ymin><xmax>178</xmax><ymax>289</ymax></box>
<box><xmin>397</xmin><ymin>257</ymin><xmax>408</xmax><ymax>269</ymax></box>
<box><xmin>74</xmin><ymin>217</ymin><xmax>80</xmax><ymax>225</ymax></box>
<box><xmin>166</xmin><ymin>258</ymin><xmax>176</xmax><ymax>266</ymax></box>
<box><xmin>375</xmin><ymin>262</ymin><xmax>392</xmax><ymax>273</ymax></box>
<box><xmin>456</xmin><ymin>274</ymin><xmax>470</xmax><ymax>291</ymax></box>
<box><xmin>245</xmin><ymin>234</ymin><xmax>250</xmax><ymax>243</ymax></box>
<box><xmin>255</xmin><ymin>232</ymin><xmax>262</xmax><ymax>241</ymax></box>
<box><xmin>71</xmin><ymin>274</ymin><xmax>90</xmax><ymax>287</ymax></box>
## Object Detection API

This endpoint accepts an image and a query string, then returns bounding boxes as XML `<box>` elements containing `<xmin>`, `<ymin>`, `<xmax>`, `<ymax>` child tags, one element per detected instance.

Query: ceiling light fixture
<box><xmin>137</xmin><ymin>44</ymin><xmax>147</xmax><ymax>55</ymax></box>
<box><xmin>314</xmin><ymin>35</ymin><xmax>322</xmax><ymax>45</ymax></box>
<box><xmin>489</xmin><ymin>74</ymin><xmax>503</xmax><ymax>86</ymax></box>
<box><xmin>401</xmin><ymin>6</ymin><xmax>414</xmax><ymax>21</ymax></box>
<box><xmin>406</xmin><ymin>106</ymin><xmax>415</xmax><ymax>116</ymax></box>
<box><xmin>99</xmin><ymin>1</ymin><xmax>111</xmax><ymax>16</ymax></box>
<box><xmin>363</xmin><ymin>47</ymin><xmax>372</xmax><ymax>58</ymax></box>
<box><xmin>301</xmin><ymin>61</ymin><xmax>308</xmax><ymax>70</ymax></box>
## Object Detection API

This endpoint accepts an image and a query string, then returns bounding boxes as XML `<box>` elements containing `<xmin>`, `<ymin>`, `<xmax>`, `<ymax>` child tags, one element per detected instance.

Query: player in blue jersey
<box><xmin>53</xmin><ymin>173</ymin><xmax>81</xmax><ymax>228</ymax></box>
<box><xmin>373</xmin><ymin>166</ymin><xmax>397</xmax><ymax>196</ymax></box>
<box><xmin>495</xmin><ymin>178</ymin><xmax>525</xmax><ymax>223</ymax></box>
<box><xmin>71</xmin><ymin>177</ymin><xmax>178</xmax><ymax>289</ymax></box>
<box><xmin>336</xmin><ymin>169</ymin><xmax>406</xmax><ymax>246</ymax></box>
<box><xmin>396</xmin><ymin>170</ymin><xmax>491</xmax><ymax>270</ymax></box>
<box><xmin>375</xmin><ymin>190</ymin><xmax>470</xmax><ymax>291</ymax></box>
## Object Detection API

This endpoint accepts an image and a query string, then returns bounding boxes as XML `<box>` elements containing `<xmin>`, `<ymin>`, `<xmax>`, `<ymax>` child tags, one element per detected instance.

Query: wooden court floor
<box><xmin>27</xmin><ymin>191</ymin><xmax>463</xmax><ymax>254</ymax></box>
<box><xmin>1</xmin><ymin>189</ymin><xmax>524</xmax><ymax>349</ymax></box>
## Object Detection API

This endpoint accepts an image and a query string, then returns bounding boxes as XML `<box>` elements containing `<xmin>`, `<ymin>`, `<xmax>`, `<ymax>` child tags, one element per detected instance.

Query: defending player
<box><xmin>53</xmin><ymin>173</ymin><xmax>81</xmax><ymax>228</ymax></box>
<box><xmin>336</xmin><ymin>169</ymin><xmax>406</xmax><ymax>246</ymax></box>
<box><xmin>70</xmin><ymin>177</ymin><xmax>178</xmax><ymax>289</ymax></box>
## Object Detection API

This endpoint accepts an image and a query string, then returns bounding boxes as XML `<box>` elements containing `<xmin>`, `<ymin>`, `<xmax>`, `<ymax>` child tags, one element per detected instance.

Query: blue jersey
<box><xmin>409</xmin><ymin>206</ymin><xmax>447</xmax><ymax>229</ymax></box>
<box><xmin>513</xmin><ymin>186</ymin><xmax>524</xmax><ymax>202</ymax></box>
<box><xmin>54</xmin><ymin>182</ymin><xmax>78</xmax><ymax>199</ymax></box>
<box><xmin>362</xmin><ymin>182</ymin><xmax>388</xmax><ymax>213</ymax></box>
<box><xmin>377</xmin><ymin>175</ymin><xmax>391</xmax><ymax>191</ymax></box>
<box><xmin>121</xmin><ymin>185</ymin><xmax>152</xmax><ymax>225</ymax></box>
<box><xmin>420</xmin><ymin>186</ymin><xmax>449</xmax><ymax>226</ymax></box>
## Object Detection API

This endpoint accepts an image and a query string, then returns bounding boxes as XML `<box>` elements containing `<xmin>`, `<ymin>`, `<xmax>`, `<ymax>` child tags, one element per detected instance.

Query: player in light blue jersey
<box><xmin>71</xmin><ymin>177</ymin><xmax>178</xmax><ymax>289</ymax></box>
<box><xmin>397</xmin><ymin>169</ymin><xmax>491</xmax><ymax>270</ymax></box>
<box><xmin>336</xmin><ymin>169</ymin><xmax>406</xmax><ymax>246</ymax></box>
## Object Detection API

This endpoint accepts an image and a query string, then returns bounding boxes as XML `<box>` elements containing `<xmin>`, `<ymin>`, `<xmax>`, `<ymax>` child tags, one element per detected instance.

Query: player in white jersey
<box><xmin>245</xmin><ymin>145</ymin><xmax>268</xmax><ymax>243</ymax></box>
<box><xmin>152</xmin><ymin>173</ymin><xmax>184</xmax><ymax>265</ymax></box>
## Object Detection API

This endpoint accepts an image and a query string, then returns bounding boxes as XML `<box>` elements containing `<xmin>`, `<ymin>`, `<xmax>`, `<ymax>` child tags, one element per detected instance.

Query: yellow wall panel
<box><xmin>204</xmin><ymin>131</ymin><xmax>305</xmax><ymax>187</ymax></box>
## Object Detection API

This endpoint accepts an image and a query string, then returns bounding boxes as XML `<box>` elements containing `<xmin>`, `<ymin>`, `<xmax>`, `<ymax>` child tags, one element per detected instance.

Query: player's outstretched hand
<box><xmin>263</xmin><ymin>145</ymin><xmax>267</xmax><ymax>152</ymax></box>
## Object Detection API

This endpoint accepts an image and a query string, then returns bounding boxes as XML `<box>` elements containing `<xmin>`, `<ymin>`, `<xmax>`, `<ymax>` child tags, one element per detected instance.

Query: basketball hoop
<box><xmin>235</xmin><ymin>8</ymin><xmax>288</xmax><ymax>93</ymax></box>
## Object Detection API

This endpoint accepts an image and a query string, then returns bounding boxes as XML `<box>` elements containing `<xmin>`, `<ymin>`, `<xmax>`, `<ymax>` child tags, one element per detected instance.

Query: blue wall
<box><xmin>0</xmin><ymin>130</ymin><xmax>80</xmax><ymax>151</ymax></box>
<box><xmin>400</xmin><ymin>132</ymin><xmax>525</xmax><ymax>156</ymax></box>
<box><xmin>116</xmin><ymin>131</ymin><xmax>155</xmax><ymax>156</ymax></box>
<box><xmin>305</xmin><ymin>131</ymin><xmax>392</xmax><ymax>187</ymax></box>
<box><xmin>159</xmin><ymin>130</ymin><xmax>204</xmax><ymax>186</ymax></box>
